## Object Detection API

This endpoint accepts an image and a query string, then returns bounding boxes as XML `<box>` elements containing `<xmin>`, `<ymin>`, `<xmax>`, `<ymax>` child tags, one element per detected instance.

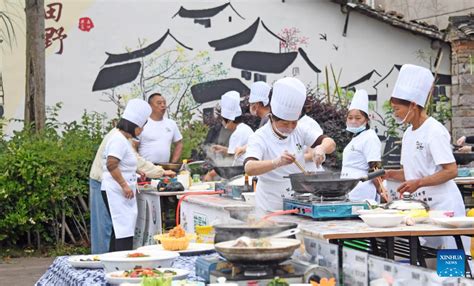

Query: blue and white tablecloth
<box><xmin>35</xmin><ymin>254</ymin><xmax>211</xmax><ymax>286</ymax></box>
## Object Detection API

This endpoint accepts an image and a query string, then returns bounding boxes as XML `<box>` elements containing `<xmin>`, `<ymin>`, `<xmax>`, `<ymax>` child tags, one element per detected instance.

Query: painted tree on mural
<box><xmin>102</xmin><ymin>40</ymin><xmax>228</xmax><ymax>118</ymax></box>
<box><xmin>278</xmin><ymin>27</ymin><xmax>309</xmax><ymax>53</ymax></box>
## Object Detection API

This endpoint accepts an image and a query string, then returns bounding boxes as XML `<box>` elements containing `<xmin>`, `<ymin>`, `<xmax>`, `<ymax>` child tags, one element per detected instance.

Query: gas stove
<box><xmin>209</xmin><ymin>260</ymin><xmax>305</xmax><ymax>285</ymax></box>
<box><xmin>283</xmin><ymin>193</ymin><xmax>369</xmax><ymax>220</ymax></box>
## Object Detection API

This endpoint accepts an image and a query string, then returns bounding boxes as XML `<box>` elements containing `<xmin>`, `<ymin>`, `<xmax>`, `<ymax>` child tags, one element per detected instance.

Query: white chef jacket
<box><xmin>298</xmin><ymin>115</ymin><xmax>324</xmax><ymax>172</ymax></box>
<box><xmin>101</xmin><ymin>132</ymin><xmax>138</xmax><ymax>239</ymax></box>
<box><xmin>227</xmin><ymin>123</ymin><xmax>254</xmax><ymax>165</ymax></box>
<box><xmin>341</xmin><ymin>129</ymin><xmax>381</xmax><ymax>201</ymax></box>
<box><xmin>245</xmin><ymin>122</ymin><xmax>319</xmax><ymax>217</ymax></box>
<box><xmin>138</xmin><ymin>117</ymin><xmax>182</xmax><ymax>163</ymax></box>
<box><xmin>401</xmin><ymin>117</ymin><xmax>465</xmax><ymax>248</ymax></box>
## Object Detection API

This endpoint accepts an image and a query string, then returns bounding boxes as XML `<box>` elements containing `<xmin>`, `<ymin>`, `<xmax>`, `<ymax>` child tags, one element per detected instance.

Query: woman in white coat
<box><xmin>341</xmin><ymin>89</ymin><xmax>382</xmax><ymax>201</ymax></box>
<box><xmin>101</xmin><ymin>99</ymin><xmax>152</xmax><ymax>251</ymax></box>
<box><xmin>384</xmin><ymin>64</ymin><xmax>465</xmax><ymax>249</ymax></box>
<box><xmin>245</xmin><ymin>77</ymin><xmax>336</xmax><ymax>217</ymax></box>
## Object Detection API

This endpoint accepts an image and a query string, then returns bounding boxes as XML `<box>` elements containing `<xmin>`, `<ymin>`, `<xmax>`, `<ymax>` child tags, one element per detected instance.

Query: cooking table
<box><xmin>272</xmin><ymin>215</ymin><xmax>474</xmax><ymax>277</ymax></box>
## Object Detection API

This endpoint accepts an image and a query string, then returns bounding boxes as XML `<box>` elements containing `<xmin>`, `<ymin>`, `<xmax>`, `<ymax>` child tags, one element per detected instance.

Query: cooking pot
<box><xmin>384</xmin><ymin>192</ymin><xmax>430</xmax><ymax>211</ymax></box>
<box><xmin>213</xmin><ymin>221</ymin><xmax>297</xmax><ymax>243</ymax></box>
<box><xmin>453</xmin><ymin>152</ymin><xmax>474</xmax><ymax>165</ymax></box>
<box><xmin>156</xmin><ymin>162</ymin><xmax>182</xmax><ymax>172</ymax></box>
<box><xmin>214</xmin><ymin>166</ymin><xmax>245</xmax><ymax>180</ymax></box>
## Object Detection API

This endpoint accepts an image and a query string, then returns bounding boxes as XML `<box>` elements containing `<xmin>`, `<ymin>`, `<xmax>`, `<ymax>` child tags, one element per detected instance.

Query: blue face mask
<box><xmin>346</xmin><ymin>124</ymin><xmax>366</xmax><ymax>134</ymax></box>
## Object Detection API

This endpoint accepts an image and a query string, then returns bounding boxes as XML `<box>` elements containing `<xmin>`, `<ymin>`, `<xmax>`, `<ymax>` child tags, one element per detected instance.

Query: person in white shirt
<box><xmin>249</xmin><ymin>81</ymin><xmax>272</xmax><ymax>128</ymax></box>
<box><xmin>245</xmin><ymin>77</ymin><xmax>336</xmax><ymax>217</ymax></box>
<box><xmin>384</xmin><ymin>64</ymin><xmax>465</xmax><ymax>249</ymax></box>
<box><xmin>138</xmin><ymin>93</ymin><xmax>183</xmax><ymax>164</ymax></box>
<box><xmin>341</xmin><ymin>89</ymin><xmax>382</xmax><ymax>201</ymax></box>
<box><xmin>101</xmin><ymin>99</ymin><xmax>151</xmax><ymax>251</ymax></box>
<box><xmin>204</xmin><ymin>91</ymin><xmax>254</xmax><ymax>181</ymax></box>
<box><xmin>298</xmin><ymin>98</ymin><xmax>325</xmax><ymax>172</ymax></box>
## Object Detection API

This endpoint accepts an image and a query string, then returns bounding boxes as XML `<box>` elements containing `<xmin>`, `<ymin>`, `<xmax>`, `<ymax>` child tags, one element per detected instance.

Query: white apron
<box><xmin>106</xmin><ymin>174</ymin><xmax>138</xmax><ymax>239</ymax></box>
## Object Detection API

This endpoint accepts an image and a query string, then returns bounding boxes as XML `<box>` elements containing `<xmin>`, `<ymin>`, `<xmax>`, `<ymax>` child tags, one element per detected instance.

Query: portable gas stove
<box><xmin>283</xmin><ymin>193</ymin><xmax>369</xmax><ymax>220</ymax></box>
<box><xmin>209</xmin><ymin>260</ymin><xmax>305</xmax><ymax>285</ymax></box>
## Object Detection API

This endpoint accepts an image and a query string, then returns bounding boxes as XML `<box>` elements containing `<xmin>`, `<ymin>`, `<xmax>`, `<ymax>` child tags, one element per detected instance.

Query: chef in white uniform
<box><xmin>384</xmin><ymin>64</ymin><xmax>466</xmax><ymax>249</ymax></box>
<box><xmin>249</xmin><ymin>81</ymin><xmax>272</xmax><ymax>128</ymax></box>
<box><xmin>245</xmin><ymin>77</ymin><xmax>336</xmax><ymax>217</ymax></box>
<box><xmin>204</xmin><ymin>91</ymin><xmax>254</xmax><ymax>181</ymax></box>
<box><xmin>101</xmin><ymin>99</ymin><xmax>152</xmax><ymax>251</ymax></box>
<box><xmin>298</xmin><ymin>102</ymin><xmax>326</xmax><ymax>172</ymax></box>
<box><xmin>341</xmin><ymin>89</ymin><xmax>382</xmax><ymax>201</ymax></box>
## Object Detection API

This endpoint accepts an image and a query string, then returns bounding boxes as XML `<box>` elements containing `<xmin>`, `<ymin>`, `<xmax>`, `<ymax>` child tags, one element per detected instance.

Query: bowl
<box><xmin>359</xmin><ymin>214</ymin><xmax>405</xmax><ymax>228</ymax></box>
<box><xmin>154</xmin><ymin>234</ymin><xmax>195</xmax><ymax>251</ymax></box>
<box><xmin>100</xmin><ymin>250</ymin><xmax>179</xmax><ymax>273</ymax></box>
<box><xmin>357</xmin><ymin>208</ymin><xmax>399</xmax><ymax>215</ymax></box>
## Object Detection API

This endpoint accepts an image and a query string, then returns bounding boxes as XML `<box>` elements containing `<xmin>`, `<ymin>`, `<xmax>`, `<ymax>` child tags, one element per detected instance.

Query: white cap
<box><xmin>349</xmin><ymin>89</ymin><xmax>369</xmax><ymax>114</ymax></box>
<box><xmin>220</xmin><ymin>91</ymin><xmax>242</xmax><ymax>121</ymax></box>
<box><xmin>122</xmin><ymin>98</ymin><xmax>152</xmax><ymax>127</ymax></box>
<box><xmin>391</xmin><ymin>64</ymin><xmax>434</xmax><ymax>107</ymax></box>
<box><xmin>249</xmin><ymin>81</ymin><xmax>271</xmax><ymax>106</ymax></box>
<box><xmin>271</xmin><ymin>77</ymin><xmax>306</xmax><ymax>121</ymax></box>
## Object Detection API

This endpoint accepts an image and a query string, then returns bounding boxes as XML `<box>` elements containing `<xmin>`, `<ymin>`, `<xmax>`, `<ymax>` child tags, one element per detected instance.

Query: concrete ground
<box><xmin>0</xmin><ymin>257</ymin><xmax>54</xmax><ymax>286</ymax></box>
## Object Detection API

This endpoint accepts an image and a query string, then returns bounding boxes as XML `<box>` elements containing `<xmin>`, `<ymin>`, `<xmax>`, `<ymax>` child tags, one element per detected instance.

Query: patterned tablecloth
<box><xmin>35</xmin><ymin>254</ymin><xmax>212</xmax><ymax>286</ymax></box>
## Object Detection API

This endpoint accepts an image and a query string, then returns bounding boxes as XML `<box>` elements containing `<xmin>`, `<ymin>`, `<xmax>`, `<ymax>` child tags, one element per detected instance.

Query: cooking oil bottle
<box><xmin>177</xmin><ymin>159</ymin><xmax>191</xmax><ymax>189</ymax></box>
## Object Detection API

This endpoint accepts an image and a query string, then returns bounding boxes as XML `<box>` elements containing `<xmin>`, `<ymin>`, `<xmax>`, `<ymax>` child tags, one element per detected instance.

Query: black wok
<box><xmin>285</xmin><ymin>169</ymin><xmax>385</xmax><ymax>197</ymax></box>
<box><xmin>453</xmin><ymin>152</ymin><xmax>474</xmax><ymax>165</ymax></box>
<box><xmin>214</xmin><ymin>165</ymin><xmax>245</xmax><ymax>180</ymax></box>
<box><xmin>213</xmin><ymin>221</ymin><xmax>297</xmax><ymax>243</ymax></box>
<box><xmin>156</xmin><ymin>162</ymin><xmax>182</xmax><ymax>172</ymax></box>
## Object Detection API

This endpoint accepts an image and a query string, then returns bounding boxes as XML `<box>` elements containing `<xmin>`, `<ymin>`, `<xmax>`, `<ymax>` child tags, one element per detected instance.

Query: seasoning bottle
<box><xmin>244</xmin><ymin>173</ymin><xmax>251</xmax><ymax>192</ymax></box>
<box><xmin>178</xmin><ymin>159</ymin><xmax>191</xmax><ymax>189</ymax></box>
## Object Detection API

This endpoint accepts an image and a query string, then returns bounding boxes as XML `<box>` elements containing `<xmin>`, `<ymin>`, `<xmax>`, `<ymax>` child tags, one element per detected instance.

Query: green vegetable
<box><xmin>267</xmin><ymin>277</ymin><xmax>289</xmax><ymax>286</ymax></box>
<box><xmin>141</xmin><ymin>276</ymin><xmax>172</xmax><ymax>286</ymax></box>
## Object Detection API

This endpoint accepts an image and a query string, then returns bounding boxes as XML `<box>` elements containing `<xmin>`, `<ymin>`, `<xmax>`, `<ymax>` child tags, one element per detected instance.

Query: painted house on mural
<box><xmin>1</xmin><ymin>0</ymin><xmax>457</xmax><ymax>137</ymax></box>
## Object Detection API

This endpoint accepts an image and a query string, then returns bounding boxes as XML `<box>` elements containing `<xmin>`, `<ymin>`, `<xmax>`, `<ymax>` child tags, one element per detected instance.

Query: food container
<box><xmin>100</xmin><ymin>250</ymin><xmax>179</xmax><ymax>273</ymax></box>
<box><xmin>359</xmin><ymin>214</ymin><xmax>405</xmax><ymax>228</ymax></box>
<box><xmin>384</xmin><ymin>192</ymin><xmax>430</xmax><ymax>211</ymax></box>
<box><xmin>154</xmin><ymin>234</ymin><xmax>195</xmax><ymax>251</ymax></box>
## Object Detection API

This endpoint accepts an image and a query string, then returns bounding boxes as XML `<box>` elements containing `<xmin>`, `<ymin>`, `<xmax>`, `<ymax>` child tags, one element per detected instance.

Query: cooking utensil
<box><xmin>453</xmin><ymin>152</ymin><xmax>474</xmax><ymax>165</ymax></box>
<box><xmin>285</xmin><ymin>169</ymin><xmax>386</xmax><ymax>196</ymax></box>
<box><xmin>214</xmin><ymin>238</ymin><xmax>300</xmax><ymax>265</ymax></box>
<box><xmin>156</xmin><ymin>162</ymin><xmax>182</xmax><ymax>172</ymax></box>
<box><xmin>293</xmin><ymin>160</ymin><xmax>308</xmax><ymax>175</ymax></box>
<box><xmin>213</xmin><ymin>221</ymin><xmax>298</xmax><ymax>243</ymax></box>
<box><xmin>214</xmin><ymin>165</ymin><xmax>245</xmax><ymax>180</ymax></box>
<box><xmin>384</xmin><ymin>192</ymin><xmax>430</xmax><ymax>211</ymax></box>
<box><xmin>260</xmin><ymin>209</ymin><xmax>300</xmax><ymax>222</ymax></box>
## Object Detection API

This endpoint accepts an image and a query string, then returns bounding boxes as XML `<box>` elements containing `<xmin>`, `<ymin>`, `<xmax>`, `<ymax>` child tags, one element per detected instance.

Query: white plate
<box><xmin>137</xmin><ymin>243</ymin><xmax>215</xmax><ymax>254</ymax></box>
<box><xmin>431</xmin><ymin>217</ymin><xmax>474</xmax><ymax>228</ymax></box>
<box><xmin>357</xmin><ymin>209</ymin><xmax>399</xmax><ymax>215</ymax></box>
<box><xmin>67</xmin><ymin>255</ymin><xmax>103</xmax><ymax>269</ymax></box>
<box><xmin>101</xmin><ymin>250</ymin><xmax>179</xmax><ymax>273</ymax></box>
<box><xmin>105</xmin><ymin>268</ymin><xmax>189</xmax><ymax>285</ymax></box>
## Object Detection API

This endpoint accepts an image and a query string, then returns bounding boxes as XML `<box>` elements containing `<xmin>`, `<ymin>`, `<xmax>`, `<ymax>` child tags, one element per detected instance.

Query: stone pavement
<box><xmin>0</xmin><ymin>257</ymin><xmax>54</xmax><ymax>286</ymax></box>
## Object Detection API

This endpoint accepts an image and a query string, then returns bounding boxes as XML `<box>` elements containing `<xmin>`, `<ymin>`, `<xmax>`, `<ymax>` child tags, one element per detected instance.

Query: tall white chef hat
<box><xmin>220</xmin><ymin>91</ymin><xmax>242</xmax><ymax>121</ymax></box>
<box><xmin>391</xmin><ymin>64</ymin><xmax>434</xmax><ymax>107</ymax></box>
<box><xmin>122</xmin><ymin>98</ymin><xmax>152</xmax><ymax>127</ymax></box>
<box><xmin>271</xmin><ymin>77</ymin><xmax>306</xmax><ymax>121</ymax></box>
<box><xmin>349</xmin><ymin>89</ymin><xmax>369</xmax><ymax>114</ymax></box>
<box><xmin>249</xmin><ymin>81</ymin><xmax>271</xmax><ymax>106</ymax></box>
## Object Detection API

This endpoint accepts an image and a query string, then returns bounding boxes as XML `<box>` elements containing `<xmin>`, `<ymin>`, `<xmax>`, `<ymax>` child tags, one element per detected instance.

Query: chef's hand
<box><xmin>137</xmin><ymin>171</ymin><xmax>146</xmax><ymax>182</ymax></box>
<box><xmin>122</xmin><ymin>184</ymin><xmax>134</xmax><ymax>199</ymax></box>
<box><xmin>457</xmin><ymin>136</ymin><xmax>467</xmax><ymax>146</ymax></box>
<box><xmin>211</xmin><ymin>144</ymin><xmax>225</xmax><ymax>153</ymax></box>
<box><xmin>273</xmin><ymin>151</ymin><xmax>295</xmax><ymax>168</ymax></box>
<box><xmin>397</xmin><ymin>179</ymin><xmax>421</xmax><ymax>194</ymax></box>
<box><xmin>459</xmin><ymin>146</ymin><xmax>472</xmax><ymax>153</ymax></box>
<box><xmin>312</xmin><ymin>146</ymin><xmax>326</xmax><ymax>167</ymax></box>
<box><xmin>164</xmin><ymin>170</ymin><xmax>176</xmax><ymax>177</ymax></box>
<box><xmin>234</xmin><ymin>146</ymin><xmax>247</xmax><ymax>158</ymax></box>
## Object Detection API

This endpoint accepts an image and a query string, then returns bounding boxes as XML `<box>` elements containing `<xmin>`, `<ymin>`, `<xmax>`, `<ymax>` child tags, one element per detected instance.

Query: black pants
<box><xmin>101</xmin><ymin>191</ymin><xmax>133</xmax><ymax>252</ymax></box>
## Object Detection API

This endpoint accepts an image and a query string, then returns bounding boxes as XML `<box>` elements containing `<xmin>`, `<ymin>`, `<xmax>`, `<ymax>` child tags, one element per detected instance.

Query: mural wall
<box><xmin>1</xmin><ymin>0</ymin><xmax>451</xmax><ymax>135</ymax></box>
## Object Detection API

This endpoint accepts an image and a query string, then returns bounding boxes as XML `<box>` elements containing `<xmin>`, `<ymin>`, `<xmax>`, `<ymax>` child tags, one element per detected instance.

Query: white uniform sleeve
<box><xmin>227</xmin><ymin>132</ymin><xmax>239</xmax><ymax>155</ymax></box>
<box><xmin>245</xmin><ymin>133</ymin><xmax>265</xmax><ymax>161</ymax></box>
<box><xmin>171</xmin><ymin>120</ymin><xmax>183</xmax><ymax>142</ymax></box>
<box><xmin>300</xmin><ymin>125</ymin><xmax>320</xmax><ymax>148</ymax></box>
<box><xmin>429</xmin><ymin>126</ymin><xmax>456</xmax><ymax>165</ymax></box>
<box><xmin>105</xmin><ymin>135</ymin><xmax>128</xmax><ymax>161</ymax></box>
<box><xmin>363</xmin><ymin>132</ymin><xmax>382</xmax><ymax>162</ymax></box>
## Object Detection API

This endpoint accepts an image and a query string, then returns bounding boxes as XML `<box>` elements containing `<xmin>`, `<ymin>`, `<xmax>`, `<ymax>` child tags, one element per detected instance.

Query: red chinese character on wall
<box><xmin>78</xmin><ymin>17</ymin><xmax>94</xmax><ymax>32</ymax></box>
<box><xmin>45</xmin><ymin>2</ymin><xmax>63</xmax><ymax>22</ymax></box>
<box><xmin>45</xmin><ymin>27</ymin><xmax>68</xmax><ymax>54</ymax></box>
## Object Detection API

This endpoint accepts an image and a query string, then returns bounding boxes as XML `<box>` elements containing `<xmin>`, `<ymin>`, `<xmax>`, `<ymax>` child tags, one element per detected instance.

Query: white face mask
<box><xmin>346</xmin><ymin>124</ymin><xmax>366</xmax><ymax>134</ymax></box>
<box><xmin>275</xmin><ymin>126</ymin><xmax>293</xmax><ymax>137</ymax></box>
<box><xmin>394</xmin><ymin>108</ymin><xmax>412</xmax><ymax>125</ymax></box>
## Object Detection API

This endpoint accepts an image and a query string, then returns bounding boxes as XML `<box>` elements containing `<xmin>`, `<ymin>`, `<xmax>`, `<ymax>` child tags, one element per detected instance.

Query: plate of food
<box><xmin>431</xmin><ymin>217</ymin><xmax>474</xmax><ymax>228</ymax></box>
<box><xmin>105</xmin><ymin>267</ymin><xmax>189</xmax><ymax>285</ymax></box>
<box><xmin>137</xmin><ymin>242</ymin><xmax>215</xmax><ymax>255</ymax></box>
<box><xmin>67</xmin><ymin>255</ymin><xmax>103</xmax><ymax>269</ymax></box>
<box><xmin>101</xmin><ymin>250</ymin><xmax>179</xmax><ymax>273</ymax></box>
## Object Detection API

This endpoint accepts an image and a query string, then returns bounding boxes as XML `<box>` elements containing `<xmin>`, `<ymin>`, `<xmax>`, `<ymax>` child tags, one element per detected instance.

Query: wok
<box><xmin>453</xmin><ymin>152</ymin><xmax>474</xmax><ymax>165</ymax></box>
<box><xmin>156</xmin><ymin>162</ymin><xmax>182</xmax><ymax>172</ymax></box>
<box><xmin>213</xmin><ymin>221</ymin><xmax>297</xmax><ymax>243</ymax></box>
<box><xmin>214</xmin><ymin>165</ymin><xmax>245</xmax><ymax>180</ymax></box>
<box><xmin>285</xmin><ymin>169</ymin><xmax>385</xmax><ymax>197</ymax></box>
<box><xmin>214</xmin><ymin>238</ymin><xmax>300</xmax><ymax>265</ymax></box>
